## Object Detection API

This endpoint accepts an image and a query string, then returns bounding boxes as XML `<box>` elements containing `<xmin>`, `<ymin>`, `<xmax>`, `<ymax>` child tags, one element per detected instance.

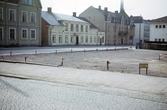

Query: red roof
<box><xmin>0</xmin><ymin>0</ymin><xmax>20</xmax><ymax>4</ymax></box>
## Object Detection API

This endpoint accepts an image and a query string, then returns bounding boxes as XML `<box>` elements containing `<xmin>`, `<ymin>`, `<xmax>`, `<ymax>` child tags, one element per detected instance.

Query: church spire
<box><xmin>120</xmin><ymin>0</ymin><xmax>124</xmax><ymax>12</ymax></box>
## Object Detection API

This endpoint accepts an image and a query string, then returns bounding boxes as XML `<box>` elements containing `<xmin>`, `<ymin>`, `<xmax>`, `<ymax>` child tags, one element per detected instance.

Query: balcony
<box><xmin>118</xmin><ymin>31</ymin><xmax>128</xmax><ymax>36</ymax></box>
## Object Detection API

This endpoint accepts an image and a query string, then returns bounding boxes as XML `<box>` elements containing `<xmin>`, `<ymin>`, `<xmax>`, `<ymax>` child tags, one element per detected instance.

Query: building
<box><xmin>149</xmin><ymin>16</ymin><xmax>167</xmax><ymax>42</ymax></box>
<box><xmin>0</xmin><ymin>0</ymin><xmax>42</xmax><ymax>47</ymax></box>
<box><xmin>41</xmin><ymin>8</ymin><xmax>105</xmax><ymax>46</ymax></box>
<box><xmin>133</xmin><ymin>16</ymin><xmax>150</xmax><ymax>46</ymax></box>
<box><xmin>79</xmin><ymin>0</ymin><xmax>135</xmax><ymax>45</ymax></box>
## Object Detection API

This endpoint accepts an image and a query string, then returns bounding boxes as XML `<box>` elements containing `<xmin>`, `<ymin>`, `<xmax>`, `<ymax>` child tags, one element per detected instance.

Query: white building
<box><xmin>149</xmin><ymin>16</ymin><xmax>167</xmax><ymax>42</ymax></box>
<box><xmin>133</xmin><ymin>16</ymin><xmax>150</xmax><ymax>46</ymax></box>
<box><xmin>41</xmin><ymin>8</ymin><xmax>105</xmax><ymax>46</ymax></box>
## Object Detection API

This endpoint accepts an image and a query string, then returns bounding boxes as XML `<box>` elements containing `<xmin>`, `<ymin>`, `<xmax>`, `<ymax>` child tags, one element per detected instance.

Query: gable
<box><xmin>79</xmin><ymin>6</ymin><xmax>105</xmax><ymax>20</ymax></box>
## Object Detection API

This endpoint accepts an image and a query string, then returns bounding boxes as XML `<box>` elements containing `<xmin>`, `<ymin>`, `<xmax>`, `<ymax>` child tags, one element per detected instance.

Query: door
<box><xmin>100</xmin><ymin>38</ymin><xmax>102</xmax><ymax>45</ymax></box>
<box><xmin>76</xmin><ymin>36</ymin><xmax>79</xmax><ymax>45</ymax></box>
<box><xmin>121</xmin><ymin>38</ymin><xmax>123</xmax><ymax>45</ymax></box>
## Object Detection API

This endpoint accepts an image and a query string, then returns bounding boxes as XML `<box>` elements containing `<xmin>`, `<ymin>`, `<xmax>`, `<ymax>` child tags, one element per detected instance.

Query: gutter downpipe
<box><xmin>49</xmin><ymin>26</ymin><xmax>54</xmax><ymax>46</ymax></box>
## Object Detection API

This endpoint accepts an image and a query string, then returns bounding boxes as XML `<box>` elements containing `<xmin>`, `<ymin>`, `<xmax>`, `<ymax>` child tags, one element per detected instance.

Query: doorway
<box><xmin>100</xmin><ymin>38</ymin><xmax>102</xmax><ymax>45</ymax></box>
<box><xmin>121</xmin><ymin>38</ymin><xmax>123</xmax><ymax>45</ymax></box>
<box><xmin>76</xmin><ymin>36</ymin><xmax>79</xmax><ymax>45</ymax></box>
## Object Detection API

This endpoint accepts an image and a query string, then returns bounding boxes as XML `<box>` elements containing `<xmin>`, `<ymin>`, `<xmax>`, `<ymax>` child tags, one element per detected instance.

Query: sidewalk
<box><xmin>0</xmin><ymin>62</ymin><xmax>167</xmax><ymax>97</ymax></box>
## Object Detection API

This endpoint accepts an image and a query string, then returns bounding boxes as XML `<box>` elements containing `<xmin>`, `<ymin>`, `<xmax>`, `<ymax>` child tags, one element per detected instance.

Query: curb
<box><xmin>0</xmin><ymin>60</ymin><xmax>60</xmax><ymax>67</ymax></box>
<box><xmin>1</xmin><ymin>48</ymin><xmax>129</xmax><ymax>56</ymax></box>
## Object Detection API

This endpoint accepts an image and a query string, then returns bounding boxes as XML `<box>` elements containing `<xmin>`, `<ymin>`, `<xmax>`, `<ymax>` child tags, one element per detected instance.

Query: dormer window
<box><xmin>25</xmin><ymin>0</ymin><xmax>32</xmax><ymax>5</ymax></box>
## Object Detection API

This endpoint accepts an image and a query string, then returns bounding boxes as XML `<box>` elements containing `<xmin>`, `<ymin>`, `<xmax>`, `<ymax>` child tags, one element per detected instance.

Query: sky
<box><xmin>41</xmin><ymin>0</ymin><xmax>167</xmax><ymax>20</ymax></box>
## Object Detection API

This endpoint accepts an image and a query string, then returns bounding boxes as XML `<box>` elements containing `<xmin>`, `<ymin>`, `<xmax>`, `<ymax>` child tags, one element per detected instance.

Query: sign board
<box><xmin>139</xmin><ymin>63</ymin><xmax>148</xmax><ymax>75</ymax></box>
<box><xmin>139</xmin><ymin>63</ymin><xmax>148</xmax><ymax>68</ymax></box>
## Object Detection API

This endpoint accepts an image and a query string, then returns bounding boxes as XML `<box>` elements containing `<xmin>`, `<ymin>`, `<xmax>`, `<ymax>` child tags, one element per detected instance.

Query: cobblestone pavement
<box><xmin>0</xmin><ymin>76</ymin><xmax>167</xmax><ymax>110</ymax></box>
<box><xmin>1</xmin><ymin>49</ymin><xmax>167</xmax><ymax>77</ymax></box>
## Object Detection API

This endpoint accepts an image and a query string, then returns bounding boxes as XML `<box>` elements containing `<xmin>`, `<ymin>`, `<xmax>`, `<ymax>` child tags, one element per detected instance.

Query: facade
<box><xmin>133</xmin><ymin>16</ymin><xmax>150</xmax><ymax>45</ymax></box>
<box><xmin>79</xmin><ymin>0</ymin><xmax>135</xmax><ymax>45</ymax></box>
<box><xmin>0</xmin><ymin>0</ymin><xmax>42</xmax><ymax>46</ymax></box>
<box><xmin>42</xmin><ymin>8</ymin><xmax>105</xmax><ymax>46</ymax></box>
<box><xmin>149</xmin><ymin>16</ymin><xmax>167</xmax><ymax>42</ymax></box>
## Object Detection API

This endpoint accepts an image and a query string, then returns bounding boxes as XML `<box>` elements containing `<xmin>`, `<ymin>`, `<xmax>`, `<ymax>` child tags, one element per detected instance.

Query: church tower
<box><xmin>120</xmin><ymin>0</ymin><xmax>125</xmax><ymax>12</ymax></box>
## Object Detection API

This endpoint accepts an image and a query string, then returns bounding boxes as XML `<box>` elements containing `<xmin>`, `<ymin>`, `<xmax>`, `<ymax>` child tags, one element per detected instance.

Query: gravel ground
<box><xmin>1</xmin><ymin>49</ymin><xmax>167</xmax><ymax>78</ymax></box>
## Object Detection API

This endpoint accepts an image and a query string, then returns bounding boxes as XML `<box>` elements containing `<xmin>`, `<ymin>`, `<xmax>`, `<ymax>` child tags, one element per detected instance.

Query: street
<box><xmin>0</xmin><ymin>76</ymin><xmax>167</xmax><ymax>110</ymax></box>
<box><xmin>0</xmin><ymin>46</ymin><xmax>167</xmax><ymax>109</ymax></box>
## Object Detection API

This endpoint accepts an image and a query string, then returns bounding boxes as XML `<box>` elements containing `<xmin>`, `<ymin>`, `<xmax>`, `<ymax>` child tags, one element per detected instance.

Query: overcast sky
<box><xmin>41</xmin><ymin>0</ymin><xmax>167</xmax><ymax>20</ymax></box>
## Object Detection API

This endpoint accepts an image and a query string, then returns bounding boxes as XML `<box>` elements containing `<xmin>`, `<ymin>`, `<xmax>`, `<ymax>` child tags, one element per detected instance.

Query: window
<box><xmin>65</xmin><ymin>23</ymin><xmax>68</xmax><ymax>31</ymax></box>
<box><xmin>30</xmin><ymin>12</ymin><xmax>36</xmax><ymax>23</ymax></box>
<box><xmin>155</xmin><ymin>39</ymin><xmax>157</xmax><ymax>41</ymax></box>
<box><xmin>59</xmin><ymin>35</ymin><xmax>62</xmax><ymax>43</ymax></box>
<box><xmin>76</xmin><ymin>24</ymin><xmax>79</xmax><ymax>32</ymax></box>
<box><xmin>162</xmin><ymin>39</ymin><xmax>165</xmax><ymax>42</ymax></box>
<box><xmin>9</xmin><ymin>28</ymin><xmax>16</xmax><ymax>40</ymax></box>
<box><xmin>108</xmin><ymin>25</ymin><xmax>110</xmax><ymax>31</ymax></box>
<box><xmin>94</xmin><ymin>36</ymin><xmax>96</xmax><ymax>43</ymax></box>
<box><xmin>31</xmin><ymin>29</ymin><xmax>36</xmax><ymax>39</ymax></box>
<box><xmin>144</xmin><ymin>33</ymin><xmax>149</xmax><ymax>38</ymax></box>
<box><xmin>155</xmin><ymin>25</ymin><xmax>158</xmax><ymax>28</ymax></box>
<box><xmin>0</xmin><ymin>27</ymin><xmax>3</xmax><ymax>39</ymax></box>
<box><xmin>25</xmin><ymin>0</ymin><xmax>32</xmax><ymax>5</ymax></box>
<box><xmin>0</xmin><ymin>8</ymin><xmax>3</xmax><ymax>20</ymax></box>
<box><xmin>71</xmin><ymin>35</ymin><xmax>74</xmax><ymax>43</ymax></box>
<box><xmin>102</xmin><ymin>37</ymin><xmax>104</xmax><ymax>43</ymax></box>
<box><xmin>85</xmin><ymin>36</ymin><xmax>88</xmax><ymax>43</ymax></box>
<box><xmin>22</xmin><ymin>29</ymin><xmax>28</xmax><ymax>39</ymax></box>
<box><xmin>9</xmin><ymin>9</ymin><xmax>16</xmax><ymax>21</ymax></box>
<box><xmin>81</xmin><ymin>36</ymin><xmax>83</xmax><ymax>43</ymax></box>
<box><xmin>81</xmin><ymin>25</ymin><xmax>83</xmax><ymax>32</ymax></box>
<box><xmin>159</xmin><ymin>39</ymin><xmax>161</xmax><ymax>42</ymax></box>
<box><xmin>22</xmin><ymin>11</ymin><xmax>28</xmax><ymax>22</ymax></box>
<box><xmin>159</xmin><ymin>25</ymin><xmax>162</xmax><ymax>28</ymax></box>
<box><xmin>52</xmin><ymin>35</ymin><xmax>56</xmax><ymax>43</ymax></box>
<box><xmin>90</xmin><ymin>36</ymin><xmax>92</xmax><ymax>43</ymax></box>
<box><xmin>163</xmin><ymin>25</ymin><xmax>166</xmax><ymax>28</ymax></box>
<box><xmin>108</xmin><ymin>17</ymin><xmax>110</xmax><ymax>21</ymax></box>
<box><xmin>86</xmin><ymin>26</ymin><xmax>88</xmax><ymax>32</ymax></box>
<box><xmin>65</xmin><ymin>35</ymin><xmax>68</xmax><ymax>43</ymax></box>
<box><xmin>98</xmin><ymin>37</ymin><xmax>100</xmax><ymax>43</ymax></box>
<box><xmin>70</xmin><ymin>24</ymin><xmax>73</xmax><ymax>31</ymax></box>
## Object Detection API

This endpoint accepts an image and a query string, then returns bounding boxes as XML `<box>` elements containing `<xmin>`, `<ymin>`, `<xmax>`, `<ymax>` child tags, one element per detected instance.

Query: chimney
<box><xmin>99</xmin><ymin>6</ymin><xmax>101</xmax><ymax>10</ymax></box>
<box><xmin>115</xmin><ymin>11</ymin><xmax>118</xmax><ymax>14</ymax></box>
<box><xmin>47</xmin><ymin>7</ymin><xmax>52</xmax><ymax>13</ymax></box>
<box><xmin>104</xmin><ymin>7</ymin><xmax>108</xmax><ymax>12</ymax></box>
<box><xmin>73</xmin><ymin>12</ymin><xmax>76</xmax><ymax>17</ymax></box>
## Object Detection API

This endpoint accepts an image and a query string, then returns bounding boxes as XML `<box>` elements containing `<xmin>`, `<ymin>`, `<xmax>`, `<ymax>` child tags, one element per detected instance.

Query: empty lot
<box><xmin>1</xmin><ymin>49</ymin><xmax>167</xmax><ymax>77</ymax></box>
